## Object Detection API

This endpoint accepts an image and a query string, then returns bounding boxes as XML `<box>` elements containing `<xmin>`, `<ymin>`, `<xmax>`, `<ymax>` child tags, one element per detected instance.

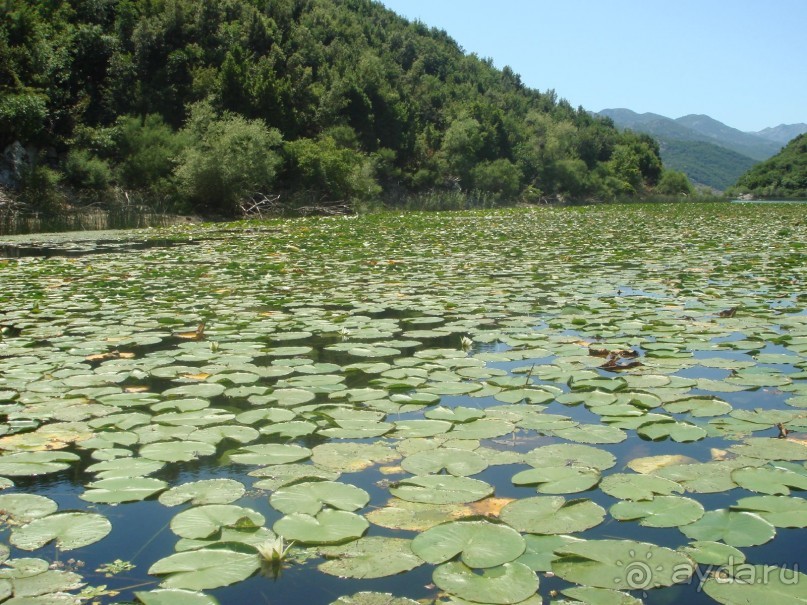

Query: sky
<box><xmin>377</xmin><ymin>0</ymin><xmax>806</xmax><ymax>132</ymax></box>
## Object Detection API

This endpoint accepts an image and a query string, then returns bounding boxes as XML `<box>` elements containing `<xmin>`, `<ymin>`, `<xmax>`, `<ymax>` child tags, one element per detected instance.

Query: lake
<box><xmin>0</xmin><ymin>202</ymin><xmax>805</xmax><ymax>605</ymax></box>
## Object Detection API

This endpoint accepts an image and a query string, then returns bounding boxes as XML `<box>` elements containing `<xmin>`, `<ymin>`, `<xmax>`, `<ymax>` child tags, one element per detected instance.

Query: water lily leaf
<box><xmin>448</xmin><ymin>418</ymin><xmax>516</xmax><ymax>440</ymax></box>
<box><xmin>330</xmin><ymin>592</ymin><xmax>419</xmax><ymax>605</ymax></box>
<box><xmin>81</xmin><ymin>476</ymin><xmax>168</xmax><ymax>503</ymax></box>
<box><xmin>425</xmin><ymin>406</ymin><xmax>486</xmax><ymax>423</ymax></box>
<box><xmin>85</xmin><ymin>457</ymin><xmax>164</xmax><ymax>479</ymax></box>
<box><xmin>432</xmin><ymin>561</ymin><xmax>539</xmax><ymax>605</ymax></box>
<box><xmin>550</xmin><ymin>423</ymin><xmax>627</xmax><ymax>444</ymax></box>
<box><xmin>366</xmin><ymin>498</ymin><xmax>466</xmax><ymax>531</ymax></box>
<box><xmin>524</xmin><ymin>444</ymin><xmax>616</xmax><ymax>471</ymax></box>
<box><xmin>729</xmin><ymin>437</ymin><xmax>807</xmax><ymax>461</ymax></box>
<box><xmin>140</xmin><ymin>441</ymin><xmax>216</xmax><ymax>462</ymax></box>
<box><xmin>270</xmin><ymin>481</ymin><xmax>370</xmax><ymax>515</ymax></box>
<box><xmin>187</xmin><ymin>425</ymin><xmax>259</xmax><ymax>445</ymax></box>
<box><xmin>0</xmin><ymin>494</ymin><xmax>57</xmax><ymax>523</ymax></box>
<box><xmin>663</xmin><ymin>396</ymin><xmax>733</xmax><ymax>417</ymax></box>
<box><xmin>702</xmin><ymin>565</ymin><xmax>807</xmax><ymax>605</ymax></box>
<box><xmin>731</xmin><ymin>465</ymin><xmax>807</xmax><ymax>495</ymax></box>
<box><xmin>10</xmin><ymin>512</ymin><xmax>112</xmax><ymax>551</ymax></box>
<box><xmin>733</xmin><ymin>495</ymin><xmax>807</xmax><ymax>528</ymax></box>
<box><xmin>274</xmin><ymin>509</ymin><xmax>369</xmax><ymax>544</ymax></box>
<box><xmin>148</xmin><ymin>547</ymin><xmax>259</xmax><ymax>590</ymax></box>
<box><xmin>311</xmin><ymin>443</ymin><xmax>400</xmax><ymax>472</ymax></box>
<box><xmin>158</xmin><ymin>479</ymin><xmax>245</xmax><ymax>507</ymax></box>
<box><xmin>679</xmin><ymin>509</ymin><xmax>776</xmax><ymax>547</ymax></box>
<box><xmin>610</xmin><ymin>495</ymin><xmax>704</xmax><ymax>527</ymax></box>
<box><xmin>250</xmin><ymin>463</ymin><xmax>341</xmax><ymax>491</ymax></box>
<box><xmin>551</xmin><ymin>539</ymin><xmax>694</xmax><ymax>590</ymax></box>
<box><xmin>318</xmin><ymin>536</ymin><xmax>423</xmax><ymax>578</ymax></box>
<box><xmin>175</xmin><ymin>526</ymin><xmax>276</xmax><ymax>552</ymax></box>
<box><xmin>654</xmin><ymin>460</ymin><xmax>762</xmax><ymax>494</ymax></box>
<box><xmin>228</xmin><ymin>443</ymin><xmax>312</xmax><ymax>466</ymax></box>
<box><xmin>393</xmin><ymin>420</ymin><xmax>453</xmax><ymax>438</ymax></box>
<box><xmin>0</xmin><ymin>451</ymin><xmax>79</xmax><ymax>476</ymax></box>
<box><xmin>560</xmin><ymin>586</ymin><xmax>642</xmax><ymax>605</ymax></box>
<box><xmin>134</xmin><ymin>588</ymin><xmax>221</xmax><ymax>605</ymax></box>
<box><xmin>500</xmin><ymin>497</ymin><xmax>606</xmax><ymax>534</ymax></box>
<box><xmin>637</xmin><ymin>419</ymin><xmax>707</xmax><ymax>442</ymax></box>
<box><xmin>412</xmin><ymin>520</ymin><xmax>525</xmax><ymax>568</ymax></box>
<box><xmin>626</xmin><ymin>454</ymin><xmax>697</xmax><ymax>474</ymax></box>
<box><xmin>390</xmin><ymin>475</ymin><xmax>493</xmax><ymax>504</ymax></box>
<box><xmin>599</xmin><ymin>473</ymin><xmax>684</xmax><ymax>500</ymax></box>
<box><xmin>678</xmin><ymin>541</ymin><xmax>746</xmax><ymax>566</ymax></box>
<box><xmin>170</xmin><ymin>505</ymin><xmax>264</xmax><ymax>539</ymax></box>
<box><xmin>10</xmin><ymin>568</ymin><xmax>84</xmax><ymax>597</ymax></box>
<box><xmin>401</xmin><ymin>448</ymin><xmax>488</xmax><ymax>477</ymax></box>
<box><xmin>516</xmin><ymin>534</ymin><xmax>584</xmax><ymax>572</ymax></box>
<box><xmin>512</xmin><ymin>466</ymin><xmax>601</xmax><ymax>494</ymax></box>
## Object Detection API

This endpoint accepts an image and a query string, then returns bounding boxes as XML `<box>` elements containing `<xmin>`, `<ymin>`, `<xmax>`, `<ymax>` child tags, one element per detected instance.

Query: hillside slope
<box><xmin>0</xmin><ymin>0</ymin><xmax>674</xmax><ymax>215</ymax></box>
<box><xmin>729</xmin><ymin>134</ymin><xmax>807</xmax><ymax>198</ymax></box>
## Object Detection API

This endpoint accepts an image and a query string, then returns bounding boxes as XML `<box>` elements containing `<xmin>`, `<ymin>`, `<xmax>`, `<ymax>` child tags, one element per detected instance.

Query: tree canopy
<box><xmin>0</xmin><ymin>0</ymin><xmax>685</xmax><ymax>214</ymax></box>
<box><xmin>729</xmin><ymin>134</ymin><xmax>807</xmax><ymax>199</ymax></box>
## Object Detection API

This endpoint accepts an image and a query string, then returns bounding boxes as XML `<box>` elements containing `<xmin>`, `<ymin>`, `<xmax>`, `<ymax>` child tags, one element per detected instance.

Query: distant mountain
<box><xmin>595</xmin><ymin>108</ymin><xmax>807</xmax><ymax>190</ymax></box>
<box><xmin>753</xmin><ymin>123</ymin><xmax>807</xmax><ymax>145</ymax></box>
<box><xmin>599</xmin><ymin>109</ymin><xmax>782</xmax><ymax>161</ymax></box>
<box><xmin>658</xmin><ymin>140</ymin><xmax>758</xmax><ymax>191</ymax></box>
<box><xmin>729</xmin><ymin>134</ymin><xmax>807</xmax><ymax>199</ymax></box>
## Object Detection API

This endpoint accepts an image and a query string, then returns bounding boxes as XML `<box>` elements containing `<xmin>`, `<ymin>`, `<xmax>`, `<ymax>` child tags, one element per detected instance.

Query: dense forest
<box><xmin>728</xmin><ymin>134</ymin><xmax>807</xmax><ymax>199</ymax></box>
<box><xmin>0</xmin><ymin>0</ymin><xmax>694</xmax><ymax>216</ymax></box>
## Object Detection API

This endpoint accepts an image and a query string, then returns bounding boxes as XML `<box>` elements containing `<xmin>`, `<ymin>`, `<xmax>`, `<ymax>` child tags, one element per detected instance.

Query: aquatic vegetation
<box><xmin>0</xmin><ymin>203</ymin><xmax>806</xmax><ymax>604</ymax></box>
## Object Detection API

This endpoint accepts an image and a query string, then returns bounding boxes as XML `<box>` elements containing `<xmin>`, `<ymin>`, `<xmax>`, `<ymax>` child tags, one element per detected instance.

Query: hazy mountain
<box><xmin>675</xmin><ymin>114</ymin><xmax>781</xmax><ymax>160</ymax></box>
<box><xmin>599</xmin><ymin>109</ymin><xmax>782</xmax><ymax>161</ymax></box>
<box><xmin>753</xmin><ymin>123</ymin><xmax>807</xmax><ymax>145</ymax></box>
<box><xmin>596</xmin><ymin>108</ymin><xmax>807</xmax><ymax>190</ymax></box>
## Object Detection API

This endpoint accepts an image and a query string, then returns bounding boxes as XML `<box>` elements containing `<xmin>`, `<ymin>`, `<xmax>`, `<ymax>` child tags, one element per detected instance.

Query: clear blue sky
<box><xmin>377</xmin><ymin>0</ymin><xmax>806</xmax><ymax>132</ymax></box>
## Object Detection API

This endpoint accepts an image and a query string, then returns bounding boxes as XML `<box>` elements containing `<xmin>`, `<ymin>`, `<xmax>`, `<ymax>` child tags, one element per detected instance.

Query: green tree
<box><xmin>656</xmin><ymin>170</ymin><xmax>694</xmax><ymax>196</ymax></box>
<box><xmin>175</xmin><ymin>105</ymin><xmax>283</xmax><ymax>213</ymax></box>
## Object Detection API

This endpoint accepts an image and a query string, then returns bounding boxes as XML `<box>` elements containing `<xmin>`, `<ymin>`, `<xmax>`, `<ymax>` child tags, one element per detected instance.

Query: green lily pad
<box><xmin>135</xmin><ymin>588</ymin><xmax>221</xmax><ymax>605</ymax></box>
<box><xmin>551</xmin><ymin>539</ymin><xmax>694</xmax><ymax>590</ymax></box>
<box><xmin>148</xmin><ymin>547</ymin><xmax>259</xmax><ymax>590</ymax></box>
<box><xmin>679</xmin><ymin>509</ymin><xmax>776</xmax><ymax>547</ymax></box>
<box><xmin>228</xmin><ymin>443</ymin><xmax>312</xmax><ymax>466</ymax></box>
<box><xmin>731</xmin><ymin>465</ymin><xmax>807</xmax><ymax>495</ymax></box>
<box><xmin>140</xmin><ymin>441</ymin><xmax>216</xmax><ymax>462</ymax></box>
<box><xmin>524</xmin><ymin>444</ymin><xmax>616</xmax><ymax>471</ymax></box>
<box><xmin>560</xmin><ymin>586</ymin><xmax>642</xmax><ymax>605</ymax></box>
<box><xmin>274</xmin><ymin>509</ymin><xmax>369</xmax><ymax>545</ymax></box>
<box><xmin>500</xmin><ymin>497</ymin><xmax>606</xmax><ymax>534</ymax></box>
<box><xmin>330</xmin><ymin>592</ymin><xmax>419</xmax><ymax>605</ymax></box>
<box><xmin>311</xmin><ymin>442</ymin><xmax>400</xmax><ymax>472</ymax></box>
<box><xmin>637</xmin><ymin>419</ymin><xmax>707</xmax><ymax>442</ymax></box>
<box><xmin>0</xmin><ymin>494</ymin><xmax>58</xmax><ymax>523</ymax></box>
<box><xmin>678</xmin><ymin>541</ymin><xmax>746</xmax><ymax>566</ymax></box>
<box><xmin>733</xmin><ymin>495</ymin><xmax>807</xmax><ymax>528</ymax></box>
<box><xmin>516</xmin><ymin>534</ymin><xmax>584</xmax><ymax>572</ymax></box>
<box><xmin>432</xmin><ymin>561</ymin><xmax>539</xmax><ymax>605</ymax></box>
<box><xmin>401</xmin><ymin>448</ymin><xmax>488</xmax><ymax>477</ymax></box>
<box><xmin>0</xmin><ymin>451</ymin><xmax>80</xmax><ymax>476</ymax></box>
<box><xmin>610</xmin><ymin>495</ymin><xmax>704</xmax><ymax>527</ymax></box>
<box><xmin>270</xmin><ymin>480</ymin><xmax>370</xmax><ymax>515</ymax></box>
<box><xmin>729</xmin><ymin>438</ymin><xmax>807</xmax><ymax>461</ymax></box>
<box><xmin>10</xmin><ymin>512</ymin><xmax>112</xmax><ymax>551</ymax></box>
<box><xmin>365</xmin><ymin>498</ymin><xmax>466</xmax><ymax>531</ymax></box>
<box><xmin>81</xmin><ymin>476</ymin><xmax>168</xmax><ymax>503</ymax></box>
<box><xmin>390</xmin><ymin>475</ymin><xmax>493</xmax><ymax>504</ymax></box>
<box><xmin>702</xmin><ymin>565</ymin><xmax>807</xmax><ymax>605</ymax></box>
<box><xmin>412</xmin><ymin>520</ymin><xmax>525</xmax><ymax>568</ymax></box>
<box><xmin>158</xmin><ymin>479</ymin><xmax>246</xmax><ymax>507</ymax></box>
<box><xmin>512</xmin><ymin>466</ymin><xmax>601</xmax><ymax>494</ymax></box>
<box><xmin>599</xmin><ymin>473</ymin><xmax>684</xmax><ymax>500</ymax></box>
<box><xmin>170</xmin><ymin>505</ymin><xmax>264</xmax><ymax>539</ymax></box>
<box><xmin>318</xmin><ymin>536</ymin><xmax>423</xmax><ymax>578</ymax></box>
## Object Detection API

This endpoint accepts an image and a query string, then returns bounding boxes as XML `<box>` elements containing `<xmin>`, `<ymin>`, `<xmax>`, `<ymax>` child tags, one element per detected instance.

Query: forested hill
<box><xmin>0</xmin><ymin>0</ymin><xmax>685</xmax><ymax>215</ymax></box>
<box><xmin>728</xmin><ymin>134</ymin><xmax>807</xmax><ymax>199</ymax></box>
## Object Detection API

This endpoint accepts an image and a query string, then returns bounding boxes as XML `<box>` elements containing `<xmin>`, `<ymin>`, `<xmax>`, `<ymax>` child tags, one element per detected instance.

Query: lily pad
<box><xmin>274</xmin><ymin>509</ymin><xmax>369</xmax><ymax>545</ymax></box>
<box><xmin>500</xmin><ymin>497</ymin><xmax>606</xmax><ymax>534</ymax></box>
<box><xmin>551</xmin><ymin>539</ymin><xmax>694</xmax><ymax>590</ymax></box>
<box><xmin>390</xmin><ymin>475</ymin><xmax>493</xmax><ymax>504</ymax></box>
<box><xmin>148</xmin><ymin>547</ymin><xmax>259</xmax><ymax>590</ymax></box>
<box><xmin>679</xmin><ymin>509</ymin><xmax>776</xmax><ymax>547</ymax></box>
<box><xmin>0</xmin><ymin>494</ymin><xmax>58</xmax><ymax>523</ymax></box>
<box><xmin>599</xmin><ymin>473</ymin><xmax>684</xmax><ymax>501</ymax></box>
<box><xmin>10</xmin><ymin>512</ymin><xmax>112</xmax><ymax>551</ymax></box>
<box><xmin>412</xmin><ymin>520</ymin><xmax>525</xmax><ymax>568</ymax></box>
<box><xmin>170</xmin><ymin>505</ymin><xmax>264</xmax><ymax>539</ymax></box>
<box><xmin>512</xmin><ymin>466</ymin><xmax>601</xmax><ymax>494</ymax></box>
<box><xmin>610</xmin><ymin>495</ymin><xmax>704</xmax><ymax>528</ymax></box>
<box><xmin>81</xmin><ymin>476</ymin><xmax>168</xmax><ymax>503</ymax></box>
<box><xmin>270</xmin><ymin>481</ymin><xmax>370</xmax><ymax>515</ymax></box>
<box><xmin>702</xmin><ymin>565</ymin><xmax>807</xmax><ymax>605</ymax></box>
<box><xmin>401</xmin><ymin>448</ymin><xmax>488</xmax><ymax>477</ymax></box>
<box><xmin>432</xmin><ymin>561</ymin><xmax>539</xmax><ymax>605</ymax></box>
<box><xmin>318</xmin><ymin>536</ymin><xmax>423</xmax><ymax>578</ymax></box>
<box><xmin>158</xmin><ymin>479</ymin><xmax>246</xmax><ymax>507</ymax></box>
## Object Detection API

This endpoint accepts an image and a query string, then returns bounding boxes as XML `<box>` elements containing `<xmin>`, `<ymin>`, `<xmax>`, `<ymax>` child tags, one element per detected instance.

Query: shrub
<box><xmin>62</xmin><ymin>149</ymin><xmax>113</xmax><ymax>191</ymax></box>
